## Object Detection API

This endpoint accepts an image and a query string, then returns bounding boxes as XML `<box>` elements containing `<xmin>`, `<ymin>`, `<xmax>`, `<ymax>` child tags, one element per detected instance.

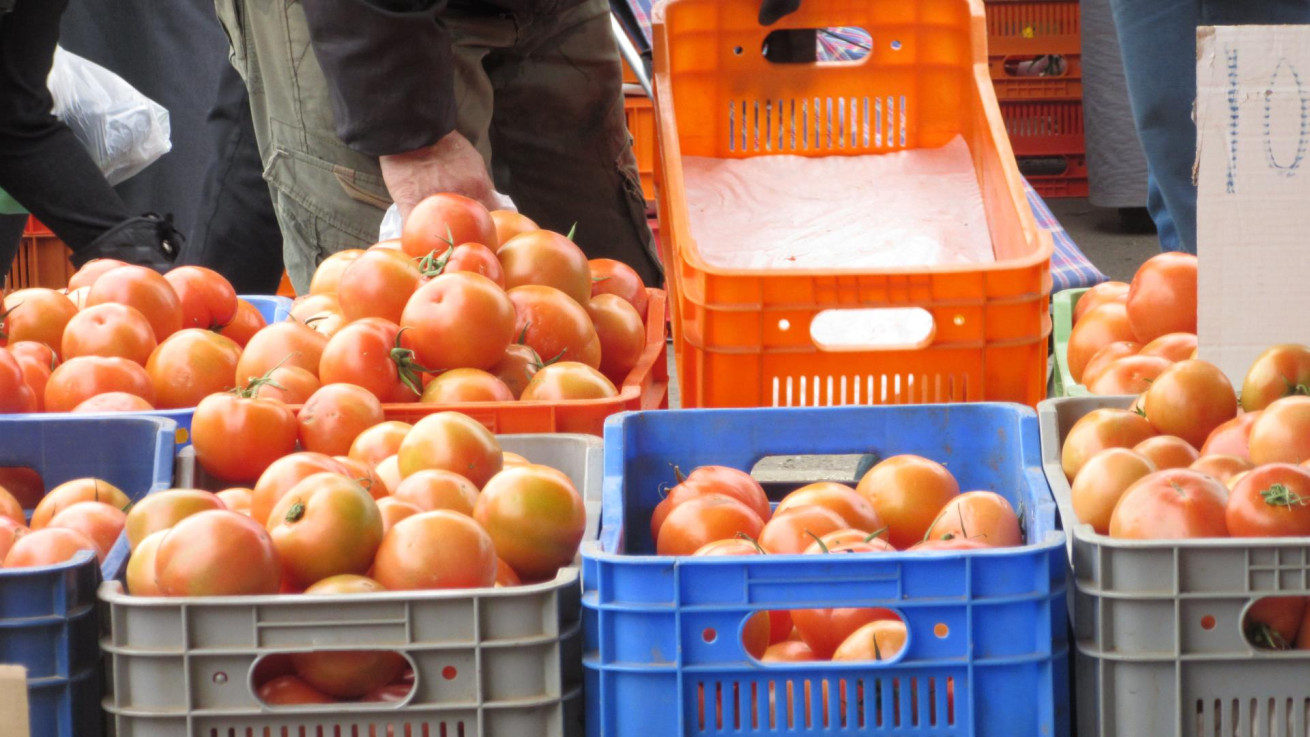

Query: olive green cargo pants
<box><xmin>213</xmin><ymin>0</ymin><xmax>660</xmax><ymax>293</ymax></box>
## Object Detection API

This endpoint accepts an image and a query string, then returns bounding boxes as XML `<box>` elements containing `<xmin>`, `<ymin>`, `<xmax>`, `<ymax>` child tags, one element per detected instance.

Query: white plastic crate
<box><xmin>1040</xmin><ymin>397</ymin><xmax>1310</xmax><ymax>737</ymax></box>
<box><xmin>100</xmin><ymin>434</ymin><xmax>600</xmax><ymax>737</ymax></box>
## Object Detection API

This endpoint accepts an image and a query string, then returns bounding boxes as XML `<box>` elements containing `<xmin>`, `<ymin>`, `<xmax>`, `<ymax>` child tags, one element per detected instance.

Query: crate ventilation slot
<box><xmin>772</xmin><ymin>373</ymin><xmax>965</xmax><ymax>407</ymax></box>
<box><xmin>210</xmin><ymin>720</ymin><xmax>468</xmax><ymax>737</ymax></box>
<box><xmin>696</xmin><ymin>676</ymin><xmax>955</xmax><ymax>731</ymax></box>
<box><xmin>728</xmin><ymin>97</ymin><xmax>906</xmax><ymax>153</ymax></box>
<box><xmin>1194</xmin><ymin>697</ymin><xmax>1310</xmax><ymax>737</ymax></box>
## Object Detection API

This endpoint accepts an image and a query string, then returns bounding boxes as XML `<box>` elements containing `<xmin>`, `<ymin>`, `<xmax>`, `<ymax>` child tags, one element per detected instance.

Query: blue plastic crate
<box><xmin>241</xmin><ymin>294</ymin><xmax>293</xmax><ymax>324</ymax></box>
<box><xmin>582</xmin><ymin>404</ymin><xmax>1069</xmax><ymax>737</ymax></box>
<box><xmin>0</xmin><ymin>415</ymin><xmax>176</xmax><ymax>737</ymax></box>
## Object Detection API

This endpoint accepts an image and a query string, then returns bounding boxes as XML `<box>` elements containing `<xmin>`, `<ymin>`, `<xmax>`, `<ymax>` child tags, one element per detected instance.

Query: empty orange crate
<box><xmin>624</xmin><ymin>94</ymin><xmax>657</xmax><ymax>203</ymax></box>
<box><xmin>986</xmin><ymin>1</ymin><xmax>1080</xmax><ymax>57</ymax></box>
<box><xmin>378</xmin><ymin>289</ymin><xmax>669</xmax><ymax>435</ymax></box>
<box><xmin>6</xmin><ymin>227</ymin><xmax>74</xmax><ymax>292</ymax></box>
<box><xmin>652</xmin><ymin>0</ymin><xmax>1053</xmax><ymax>409</ymax></box>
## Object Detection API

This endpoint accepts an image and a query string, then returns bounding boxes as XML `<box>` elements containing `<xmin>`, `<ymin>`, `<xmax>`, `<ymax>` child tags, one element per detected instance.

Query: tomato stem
<box><xmin>390</xmin><ymin>327</ymin><xmax>438</xmax><ymax>397</ymax></box>
<box><xmin>234</xmin><ymin>355</ymin><xmax>292</xmax><ymax>398</ymax></box>
<box><xmin>864</xmin><ymin>527</ymin><xmax>889</xmax><ymax>543</ymax></box>
<box><xmin>566</xmin><ymin>223</ymin><xmax>578</xmax><ymax>241</ymax></box>
<box><xmin>805</xmin><ymin>529</ymin><xmax>830</xmax><ymax>554</ymax></box>
<box><xmin>516</xmin><ymin>322</ymin><xmax>531</xmax><ymax>345</ymax></box>
<box><xmin>418</xmin><ymin>247</ymin><xmax>453</xmax><ymax>278</ymax></box>
<box><xmin>285</xmin><ymin>500</ymin><xmax>306</xmax><ymax>523</ymax></box>
<box><xmin>1260</xmin><ymin>483</ymin><xmax>1308</xmax><ymax>508</ymax></box>
<box><xmin>733</xmin><ymin>532</ymin><xmax>766</xmax><ymax>554</ymax></box>
<box><xmin>670</xmin><ymin>464</ymin><xmax>687</xmax><ymax>484</ymax></box>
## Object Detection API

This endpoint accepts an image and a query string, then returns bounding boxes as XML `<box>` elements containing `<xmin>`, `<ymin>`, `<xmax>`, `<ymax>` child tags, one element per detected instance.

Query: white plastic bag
<box><xmin>47</xmin><ymin>48</ymin><xmax>172</xmax><ymax>186</ymax></box>
<box><xmin>378</xmin><ymin>191</ymin><xmax>517</xmax><ymax>242</ymax></box>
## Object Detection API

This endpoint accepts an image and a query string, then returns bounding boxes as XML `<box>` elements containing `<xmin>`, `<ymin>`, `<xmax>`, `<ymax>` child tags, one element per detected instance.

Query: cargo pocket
<box><xmin>263</xmin><ymin>146</ymin><xmax>391</xmax><ymax>250</ymax></box>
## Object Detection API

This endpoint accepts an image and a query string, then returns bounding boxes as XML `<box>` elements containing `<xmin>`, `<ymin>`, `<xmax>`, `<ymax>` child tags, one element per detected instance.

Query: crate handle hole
<box><xmin>753</xmin><ymin>610</ymin><xmax>905</xmax><ymax>664</ymax></box>
<box><xmin>250</xmin><ymin>651</ymin><xmax>416</xmax><ymax>708</ymax></box>
<box><xmin>1002</xmin><ymin>55</ymin><xmax>1068</xmax><ymax>78</ymax></box>
<box><xmin>809</xmin><ymin>308</ymin><xmax>936</xmax><ymax>352</ymax></box>
<box><xmin>762</xmin><ymin>28</ymin><xmax>871</xmax><ymax>65</ymax></box>
<box><xmin>1240</xmin><ymin>596</ymin><xmax>1307</xmax><ymax>651</ymax></box>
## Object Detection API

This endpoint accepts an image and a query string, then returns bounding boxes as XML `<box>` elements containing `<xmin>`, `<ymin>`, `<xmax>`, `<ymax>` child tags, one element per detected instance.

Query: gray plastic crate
<box><xmin>100</xmin><ymin>434</ymin><xmax>601</xmax><ymax>737</ymax></box>
<box><xmin>1040</xmin><ymin>397</ymin><xmax>1310</xmax><ymax>737</ymax></box>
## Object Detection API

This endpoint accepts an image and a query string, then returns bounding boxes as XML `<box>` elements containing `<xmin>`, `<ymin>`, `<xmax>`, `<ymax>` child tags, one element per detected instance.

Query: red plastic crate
<box><xmin>23</xmin><ymin>216</ymin><xmax>52</xmax><ymax>237</ymax></box>
<box><xmin>1002</xmin><ymin>100</ymin><xmax>1085</xmax><ymax>158</ymax></box>
<box><xmin>986</xmin><ymin>1</ymin><xmax>1080</xmax><ymax>57</ymax></box>
<box><xmin>1024</xmin><ymin>153</ymin><xmax>1089</xmax><ymax>198</ymax></box>
<box><xmin>625</xmin><ymin>94</ymin><xmax>657</xmax><ymax>204</ymax></box>
<box><xmin>377</xmin><ymin>289</ymin><xmax>669</xmax><ymax>435</ymax></box>
<box><xmin>5</xmin><ymin>230</ymin><xmax>74</xmax><ymax>292</ymax></box>
<box><xmin>989</xmin><ymin>53</ymin><xmax>1082</xmax><ymax>100</ymax></box>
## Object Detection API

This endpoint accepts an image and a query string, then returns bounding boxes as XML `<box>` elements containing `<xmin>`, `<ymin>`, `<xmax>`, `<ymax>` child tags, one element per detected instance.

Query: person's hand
<box><xmin>759</xmin><ymin>0</ymin><xmax>801</xmax><ymax>25</ymax></box>
<box><xmin>379</xmin><ymin>131</ymin><xmax>500</xmax><ymax>219</ymax></box>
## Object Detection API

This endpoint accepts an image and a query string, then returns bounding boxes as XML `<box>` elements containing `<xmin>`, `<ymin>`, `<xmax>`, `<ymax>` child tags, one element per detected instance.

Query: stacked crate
<box><xmin>986</xmin><ymin>1</ymin><xmax>1088</xmax><ymax>198</ymax></box>
<box><xmin>5</xmin><ymin>217</ymin><xmax>74</xmax><ymax>291</ymax></box>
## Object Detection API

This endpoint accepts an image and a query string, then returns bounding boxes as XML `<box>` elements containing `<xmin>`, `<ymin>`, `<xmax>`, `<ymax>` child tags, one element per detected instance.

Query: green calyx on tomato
<box><xmin>418</xmin><ymin>247</ymin><xmax>453</xmax><ymax>279</ymax></box>
<box><xmin>1260</xmin><ymin>483</ymin><xmax>1309</xmax><ymax>509</ymax></box>
<box><xmin>233</xmin><ymin>357</ymin><xmax>290</xmax><ymax>398</ymax></box>
<box><xmin>285</xmin><ymin>500</ymin><xmax>306</xmax><ymax>523</ymax></box>
<box><xmin>388</xmin><ymin>327</ymin><xmax>435</xmax><ymax>396</ymax></box>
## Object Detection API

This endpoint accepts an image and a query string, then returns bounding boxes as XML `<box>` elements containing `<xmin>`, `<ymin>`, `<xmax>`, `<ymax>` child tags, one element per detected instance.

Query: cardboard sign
<box><xmin>0</xmin><ymin>665</ymin><xmax>29</xmax><ymax>737</ymax></box>
<box><xmin>1196</xmin><ymin>25</ymin><xmax>1310</xmax><ymax>384</ymax></box>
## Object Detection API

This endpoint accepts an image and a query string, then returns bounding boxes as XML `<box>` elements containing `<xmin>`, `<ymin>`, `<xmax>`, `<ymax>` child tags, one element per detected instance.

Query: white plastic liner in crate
<box><xmin>1039</xmin><ymin>396</ymin><xmax>1310</xmax><ymax>737</ymax></box>
<box><xmin>99</xmin><ymin>434</ymin><xmax>600</xmax><ymax>737</ymax></box>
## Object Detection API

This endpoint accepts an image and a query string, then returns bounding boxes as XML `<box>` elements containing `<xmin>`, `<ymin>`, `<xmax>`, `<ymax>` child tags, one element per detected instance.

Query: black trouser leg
<box><xmin>179</xmin><ymin>62</ymin><xmax>284</xmax><ymax>294</ymax></box>
<box><xmin>0</xmin><ymin>213</ymin><xmax>26</xmax><ymax>281</ymax></box>
<box><xmin>0</xmin><ymin>0</ymin><xmax>130</xmax><ymax>252</ymax></box>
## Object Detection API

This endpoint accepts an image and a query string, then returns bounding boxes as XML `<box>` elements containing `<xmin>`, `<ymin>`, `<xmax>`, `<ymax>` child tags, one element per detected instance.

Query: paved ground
<box><xmin>664</xmin><ymin>198</ymin><xmax>1160</xmax><ymax>484</ymax></box>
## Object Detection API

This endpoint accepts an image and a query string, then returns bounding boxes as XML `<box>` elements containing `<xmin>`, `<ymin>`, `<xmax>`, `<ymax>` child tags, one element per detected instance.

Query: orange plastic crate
<box><xmin>377</xmin><ymin>288</ymin><xmax>669</xmax><ymax>435</ymax></box>
<box><xmin>989</xmin><ymin>54</ymin><xmax>1082</xmax><ymax>100</ymax></box>
<box><xmin>624</xmin><ymin>94</ymin><xmax>657</xmax><ymax>203</ymax></box>
<box><xmin>652</xmin><ymin>0</ymin><xmax>1052</xmax><ymax>409</ymax></box>
<box><xmin>5</xmin><ymin>229</ymin><xmax>74</xmax><ymax>292</ymax></box>
<box><xmin>1026</xmin><ymin>153</ymin><xmax>1089</xmax><ymax>198</ymax></box>
<box><xmin>986</xmin><ymin>1</ymin><xmax>1080</xmax><ymax>57</ymax></box>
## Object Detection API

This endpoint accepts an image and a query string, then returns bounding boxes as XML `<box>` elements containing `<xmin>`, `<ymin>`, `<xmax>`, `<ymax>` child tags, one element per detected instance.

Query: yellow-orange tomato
<box><xmin>1070</xmin><ymin>448</ymin><xmax>1157</xmax><ymax>534</ymax></box>
<box><xmin>856</xmin><ymin>455</ymin><xmax>960</xmax><ymax>549</ymax></box>
<box><xmin>923</xmin><ymin>491</ymin><xmax>1022</xmax><ymax>547</ymax></box>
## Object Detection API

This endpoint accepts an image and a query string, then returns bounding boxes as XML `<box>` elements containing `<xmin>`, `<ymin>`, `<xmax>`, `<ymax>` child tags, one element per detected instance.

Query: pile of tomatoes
<box><xmin>0</xmin><ymin>191</ymin><xmax>652</xmax><ymax>420</ymax></box>
<box><xmin>652</xmin><ymin>455</ymin><xmax>1023</xmax><ymax>665</ymax></box>
<box><xmin>1061</xmin><ymin>344</ymin><xmax>1310</xmax><ymax>650</ymax></box>
<box><xmin>1066</xmin><ymin>252</ymin><xmax>1198</xmax><ymax>394</ymax></box>
<box><xmin>0</xmin><ymin>478</ymin><xmax>132</xmax><ymax>568</ymax></box>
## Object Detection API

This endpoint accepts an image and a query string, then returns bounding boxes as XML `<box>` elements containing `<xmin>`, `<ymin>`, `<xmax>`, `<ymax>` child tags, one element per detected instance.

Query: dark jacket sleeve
<box><xmin>301</xmin><ymin>0</ymin><xmax>456</xmax><ymax>157</ymax></box>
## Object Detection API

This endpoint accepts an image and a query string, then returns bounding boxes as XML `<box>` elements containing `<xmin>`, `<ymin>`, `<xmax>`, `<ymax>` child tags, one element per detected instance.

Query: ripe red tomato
<box><xmin>215</xmin><ymin>488</ymin><xmax>253</xmax><ymax>516</ymax></box>
<box><xmin>1125</xmin><ymin>252</ymin><xmax>1197</xmax><ymax>343</ymax></box>
<box><xmin>1244</xmin><ymin>597</ymin><xmax>1306</xmax><ymax>650</ymax></box>
<box><xmin>304</xmin><ymin>574</ymin><xmax>386</xmax><ymax>595</ymax></box>
<box><xmin>1108</xmin><ymin>469</ymin><xmax>1229</xmax><ymax>539</ymax></box>
<box><xmin>337</xmin><ymin>248</ymin><xmax>422</xmax><ymax>324</ymax></box>
<box><xmin>1188</xmin><ymin>454</ymin><xmax>1253</xmax><ymax>485</ymax></box>
<box><xmin>72</xmin><ymin>392</ymin><xmax>155</xmax><ymax>412</ymax></box>
<box><xmin>257</xmin><ymin>675</ymin><xmax>337</xmax><ymax>706</ymax></box>
<box><xmin>475</xmin><ymin>464</ymin><xmax>588</xmax><ymax>582</ymax></box>
<box><xmin>1241</xmin><ymin>344</ymin><xmax>1310</xmax><ymax>412</ymax></box>
<box><xmin>266</xmin><ymin>472</ymin><xmax>384</xmax><ymax>589</ymax></box>
<box><xmin>490</xmin><ymin>210</ymin><xmax>538</xmax><ymax>245</ymax></box>
<box><xmin>923</xmin><ymin>491</ymin><xmax>1022</xmax><ymax>547</ymax></box>
<box><xmin>804</xmin><ymin>528</ymin><xmax>896</xmax><ymax>553</ymax></box>
<box><xmin>1225</xmin><ymin>463</ymin><xmax>1310</xmax><ymax>537</ymax></box>
<box><xmin>421</xmin><ymin>242</ymin><xmax>506</xmax><ymax>288</ymax></box>
<box><xmin>291</xmin><ymin>648</ymin><xmax>406</xmax><ymax>700</ymax></box>
<box><xmin>192</xmin><ymin>392</ymin><xmax>300</xmax><ymax>483</ymax></box>
<box><xmin>419</xmin><ymin>368</ymin><xmax>515</xmax><ymax>403</ymax></box>
<box><xmin>497</xmin><ymin>230</ymin><xmax>591</xmax><ymax>305</ymax></box>
<box><xmin>329</xmin><ymin>455</ymin><xmax>386</xmax><ymax>500</ymax></box>
<box><xmin>146</xmin><ymin>329</ymin><xmax>242</xmax><ymax>409</ymax></box>
<box><xmin>44</xmin><ymin>355</ymin><xmax>155</xmax><ymax>412</ymax></box>
<box><xmin>309</xmin><ymin>249</ymin><xmax>366</xmax><ymax>296</ymax></box>
<box><xmin>2</xmin><ymin>288</ymin><xmax>78</xmax><ymax>354</ymax></box>
<box><xmin>402</xmin><ymin>194</ymin><xmax>498</xmax><ymax>258</ymax></box>
<box><xmin>656</xmin><ymin>494</ymin><xmax>765</xmax><ymax>556</ymax></box>
<box><xmin>9</xmin><ymin>344</ymin><xmax>52</xmax><ymax>411</ymax></box>
<box><xmin>508</xmin><ymin>285</ymin><xmax>601</xmax><ymax>369</ymax></box>
<box><xmin>651</xmin><ymin>466</ymin><xmax>770</xmax><ymax>541</ymax></box>
<box><xmin>30</xmin><ymin>478</ymin><xmax>130</xmax><ymax>529</ymax></box>
<box><xmin>253</xmin><ymin>365</ymin><xmax>321</xmax><ymax>405</ymax></box>
<box><xmin>791</xmin><ymin>607</ymin><xmax>900</xmax><ymax>661</ymax></box>
<box><xmin>1250</xmin><ymin>397</ymin><xmax>1310</xmax><ymax>465</ymax></box>
<box><xmin>248</xmin><ymin>453</ymin><xmax>348</xmax><ymax>525</ymax></box>
<box><xmin>375</xmin><ymin>497</ymin><xmax>421</xmax><ymax>535</ymax></box>
<box><xmin>1086</xmin><ymin>355</ymin><xmax>1172</xmax><ymax>396</ymax></box>
<box><xmin>520</xmin><ymin>362</ymin><xmax>616</xmax><ymax>402</ymax></box>
<box><xmin>589</xmin><ymin>259</ymin><xmax>649</xmax><ymax>318</ymax></box>
<box><xmin>372</xmin><ymin>510</ymin><xmax>499</xmax><ymax>589</ymax></box>
<box><xmin>391</xmin><ymin>469</ymin><xmax>479</xmax><ymax>515</ymax></box>
<box><xmin>400</xmin><ymin>272</ymin><xmax>516</xmax><ymax>371</ymax></box>
<box><xmin>0</xmin><ymin>350</ymin><xmax>37</xmax><ymax>413</ymax></box>
<box><xmin>8</xmin><ymin>340</ymin><xmax>55</xmax><ymax>372</ymax></box>
<box><xmin>125</xmin><ymin>529</ymin><xmax>165</xmax><ymax>595</ymax></box>
<box><xmin>290</xmin><ymin>293</ymin><xmax>340</xmax><ymax>324</ymax></box>
<box><xmin>348</xmin><ymin>421</ymin><xmax>412</xmax><ymax>468</ymax></box>
<box><xmin>0</xmin><ymin>488</ymin><xmax>22</xmax><ymax>526</ymax></box>
<box><xmin>66</xmin><ymin>258</ymin><xmax>127</xmax><ymax>291</ymax></box>
<box><xmin>1060</xmin><ymin>408</ymin><xmax>1157</xmax><ymax>481</ymax></box>
<box><xmin>60</xmin><ymin>303</ymin><xmax>157</xmax><ymax>365</ymax></box>
<box><xmin>1142</xmin><ymin>360</ymin><xmax>1238</xmax><ymax>448</ymax></box>
<box><xmin>85</xmin><ymin>265</ymin><xmax>184</xmax><ymax>342</ymax></box>
<box><xmin>165</xmin><ymin>266</ymin><xmax>238</xmax><ymax>330</ymax></box>
<box><xmin>489</xmin><ymin>343</ymin><xmax>541</xmax><ymax>399</ymax></box>
<box><xmin>907</xmin><ymin>538</ymin><xmax>994</xmax><ymax>551</ymax></box>
<box><xmin>1072</xmin><ymin>281</ymin><xmax>1129</xmax><ymax>325</ymax></box>
<box><xmin>45</xmin><ymin>501</ymin><xmax>125</xmax><ymax>559</ymax></box>
<box><xmin>776</xmin><ymin>482</ymin><xmax>881</xmax><ymax>531</ymax></box>
<box><xmin>3</xmin><ymin>526</ymin><xmax>100</xmax><ymax>566</ymax></box>
<box><xmin>397</xmin><ymin>411</ymin><xmax>503</xmax><ymax>488</ymax></box>
<box><xmin>1133</xmin><ymin>435</ymin><xmax>1200</xmax><ymax>471</ymax></box>
<box><xmin>759</xmin><ymin>505</ymin><xmax>849</xmax><ymax>554</ymax></box>
<box><xmin>297</xmin><ymin>383</ymin><xmax>386</xmax><ymax>457</ymax></box>
<box><xmin>153</xmin><ymin>510</ymin><xmax>282</xmax><ymax>595</ymax></box>
<box><xmin>1138</xmin><ymin>332</ymin><xmax>1198</xmax><ymax>363</ymax></box>
<box><xmin>856</xmin><ymin>455</ymin><xmax>960</xmax><ymax>549</ymax></box>
<box><xmin>763</xmin><ymin>640</ymin><xmax>817</xmax><ymax>662</ymax></box>
<box><xmin>1070</xmin><ymin>448</ymin><xmax>1156</xmax><ymax>534</ymax></box>
<box><xmin>1202</xmin><ymin>412</ymin><xmax>1260</xmax><ymax>460</ymax></box>
<box><xmin>588</xmin><ymin>294</ymin><xmax>645</xmax><ymax>386</ymax></box>
<box><xmin>235</xmin><ymin>320</ymin><xmax>329</xmax><ymax>384</ymax></box>
<box><xmin>124</xmin><ymin>488</ymin><xmax>226</xmax><ymax>550</ymax></box>
<box><xmin>319</xmin><ymin>318</ymin><xmax>423</xmax><ymax>403</ymax></box>
<box><xmin>1068</xmin><ymin>302</ymin><xmax>1137</xmax><ymax>383</ymax></box>
<box><xmin>216</xmin><ymin>299</ymin><xmax>268</xmax><ymax>348</ymax></box>
<box><xmin>1079</xmin><ymin>341</ymin><xmax>1141</xmax><ymax>388</ymax></box>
